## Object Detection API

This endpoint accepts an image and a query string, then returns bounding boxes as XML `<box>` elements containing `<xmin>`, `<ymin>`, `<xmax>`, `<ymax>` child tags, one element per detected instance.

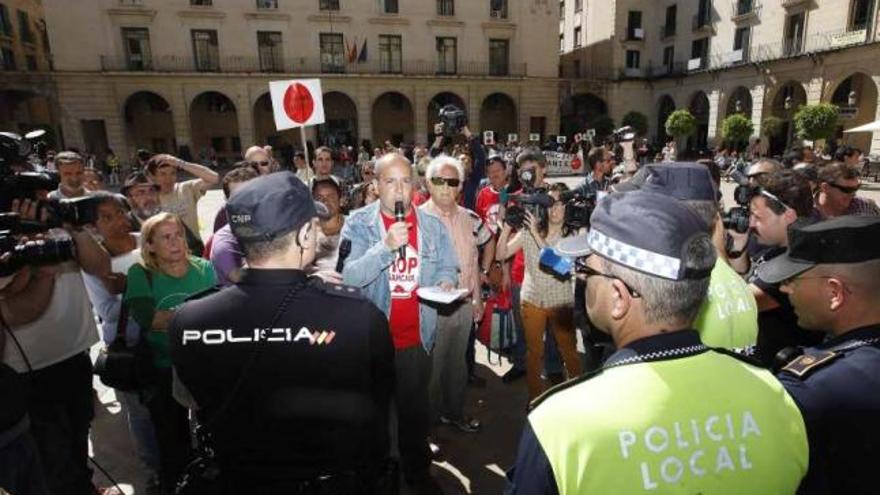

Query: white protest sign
<box><xmin>529</xmin><ymin>133</ymin><xmax>540</xmax><ymax>142</ymax></box>
<box><xmin>483</xmin><ymin>130</ymin><xmax>495</xmax><ymax>145</ymax></box>
<box><xmin>556</xmin><ymin>135</ymin><xmax>567</xmax><ymax>144</ymax></box>
<box><xmin>508</xmin><ymin>133</ymin><xmax>518</xmax><ymax>143</ymax></box>
<box><xmin>269</xmin><ymin>79</ymin><xmax>326</xmax><ymax>130</ymax></box>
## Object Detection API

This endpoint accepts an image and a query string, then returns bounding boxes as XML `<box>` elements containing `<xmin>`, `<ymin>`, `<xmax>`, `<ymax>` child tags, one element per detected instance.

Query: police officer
<box><xmin>757</xmin><ymin>216</ymin><xmax>880</xmax><ymax>494</ymax></box>
<box><xmin>168</xmin><ymin>172</ymin><xmax>396</xmax><ymax>493</ymax></box>
<box><xmin>505</xmin><ymin>191</ymin><xmax>808</xmax><ymax>494</ymax></box>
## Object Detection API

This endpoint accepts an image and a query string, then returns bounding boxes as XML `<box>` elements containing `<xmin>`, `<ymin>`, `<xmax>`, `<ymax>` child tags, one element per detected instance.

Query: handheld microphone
<box><xmin>394</xmin><ymin>201</ymin><xmax>406</xmax><ymax>260</ymax></box>
<box><xmin>335</xmin><ymin>238</ymin><xmax>352</xmax><ymax>274</ymax></box>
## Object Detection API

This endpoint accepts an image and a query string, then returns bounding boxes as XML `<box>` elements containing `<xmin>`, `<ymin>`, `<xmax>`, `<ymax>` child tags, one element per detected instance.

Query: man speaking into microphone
<box><xmin>342</xmin><ymin>152</ymin><xmax>459</xmax><ymax>494</ymax></box>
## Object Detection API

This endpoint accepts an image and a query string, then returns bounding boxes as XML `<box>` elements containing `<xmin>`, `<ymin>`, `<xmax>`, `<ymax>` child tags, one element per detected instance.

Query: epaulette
<box><xmin>711</xmin><ymin>347</ymin><xmax>767</xmax><ymax>369</ymax></box>
<box><xmin>781</xmin><ymin>350</ymin><xmax>841</xmax><ymax>378</ymax></box>
<box><xmin>528</xmin><ymin>367</ymin><xmax>605</xmax><ymax>413</ymax></box>
<box><xmin>184</xmin><ymin>286</ymin><xmax>221</xmax><ymax>302</ymax></box>
<box><xmin>311</xmin><ymin>278</ymin><xmax>363</xmax><ymax>300</ymax></box>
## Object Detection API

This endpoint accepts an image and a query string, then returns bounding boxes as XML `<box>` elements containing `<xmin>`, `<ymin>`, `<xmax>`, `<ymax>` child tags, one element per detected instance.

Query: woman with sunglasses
<box><xmin>496</xmin><ymin>182</ymin><xmax>583</xmax><ymax>400</ymax></box>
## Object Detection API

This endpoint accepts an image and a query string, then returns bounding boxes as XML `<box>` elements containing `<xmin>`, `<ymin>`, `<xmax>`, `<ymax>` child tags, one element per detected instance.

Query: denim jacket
<box><xmin>341</xmin><ymin>201</ymin><xmax>459</xmax><ymax>351</ymax></box>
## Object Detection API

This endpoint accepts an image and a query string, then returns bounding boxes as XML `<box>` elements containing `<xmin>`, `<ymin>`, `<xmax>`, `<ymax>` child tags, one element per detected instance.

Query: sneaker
<box><xmin>440</xmin><ymin>415</ymin><xmax>482</xmax><ymax>433</ymax></box>
<box><xmin>502</xmin><ymin>367</ymin><xmax>526</xmax><ymax>383</ymax></box>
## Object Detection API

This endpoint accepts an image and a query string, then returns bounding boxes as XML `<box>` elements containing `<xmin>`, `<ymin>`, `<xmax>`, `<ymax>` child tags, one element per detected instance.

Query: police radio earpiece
<box><xmin>394</xmin><ymin>200</ymin><xmax>406</xmax><ymax>261</ymax></box>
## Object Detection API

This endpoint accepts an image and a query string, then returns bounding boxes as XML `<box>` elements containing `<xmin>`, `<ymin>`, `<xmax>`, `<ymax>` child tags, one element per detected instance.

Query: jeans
<box><xmin>145</xmin><ymin>368</ymin><xmax>192</xmax><ymax>492</ymax></box>
<box><xmin>429</xmin><ymin>302</ymin><xmax>472</xmax><ymax>423</ymax></box>
<box><xmin>118</xmin><ymin>390</ymin><xmax>160</xmax><ymax>478</ymax></box>
<box><xmin>520</xmin><ymin>302</ymin><xmax>583</xmax><ymax>401</ymax></box>
<box><xmin>0</xmin><ymin>423</ymin><xmax>49</xmax><ymax>495</ymax></box>
<box><xmin>510</xmin><ymin>285</ymin><xmax>563</xmax><ymax>375</ymax></box>
<box><xmin>27</xmin><ymin>352</ymin><xmax>94</xmax><ymax>495</ymax></box>
<box><xmin>390</xmin><ymin>346</ymin><xmax>432</xmax><ymax>479</ymax></box>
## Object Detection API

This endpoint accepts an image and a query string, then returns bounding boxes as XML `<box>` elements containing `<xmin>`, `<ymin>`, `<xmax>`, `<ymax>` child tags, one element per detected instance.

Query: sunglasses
<box><xmin>574</xmin><ymin>259</ymin><xmax>641</xmax><ymax>298</ymax></box>
<box><xmin>826</xmin><ymin>182</ymin><xmax>860</xmax><ymax>194</ymax></box>
<box><xmin>251</xmin><ymin>160</ymin><xmax>271</xmax><ymax>168</ymax></box>
<box><xmin>430</xmin><ymin>177</ymin><xmax>461</xmax><ymax>188</ymax></box>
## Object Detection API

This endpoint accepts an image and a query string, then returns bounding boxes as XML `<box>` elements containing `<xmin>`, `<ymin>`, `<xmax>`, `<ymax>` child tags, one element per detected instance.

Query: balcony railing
<box><xmin>99</xmin><ymin>55</ymin><xmax>527</xmax><ymax>77</ymax></box>
<box><xmin>659</xmin><ymin>23</ymin><xmax>676</xmax><ymax>39</ymax></box>
<box><xmin>732</xmin><ymin>0</ymin><xmax>760</xmax><ymax>18</ymax></box>
<box><xmin>692</xmin><ymin>12</ymin><xmax>712</xmax><ymax>31</ymax></box>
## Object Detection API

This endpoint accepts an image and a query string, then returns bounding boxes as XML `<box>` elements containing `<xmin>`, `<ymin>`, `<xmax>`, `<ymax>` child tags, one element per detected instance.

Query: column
<box><xmin>806</xmin><ymin>77</ymin><xmax>824</xmax><ymax>106</ymax></box>
<box><xmin>236</xmin><ymin>84</ymin><xmax>255</xmax><ymax>149</ymax></box>
<box><xmin>413</xmin><ymin>85</ymin><xmax>428</xmax><ymax>145</ymax></box>
<box><xmin>466</xmin><ymin>85</ymin><xmax>481</xmax><ymax>134</ymax></box>
<box><xmin>356</xmin><ymin>85</ymin><xmax>373</xmax><ymax>146</ymax></box>
<box><xmin>170</xmin><ymin>84</ymin><xmax>192</xmax><ymax>150</ymax></box>
<box><xmin>750</xmin><ymin>84</ymin><xmax>766</xmax><ymax>138</ymax></box>
<box><xmin>707</xmin><ymin>89</ymin><xmax>721</xmax><ymax>146</ymax></box>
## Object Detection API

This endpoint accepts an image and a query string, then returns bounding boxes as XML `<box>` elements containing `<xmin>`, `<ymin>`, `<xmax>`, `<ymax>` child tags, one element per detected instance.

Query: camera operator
<box><xmin>47</xmin><ymin>151</ymin><xmax>87</xmax><ymax>200</ymax></box>
<box><xmin>727</xmin><ymin>170</ymin><xmax>825</xmax><ymax>366</ymax></box>
<box><xmin>2</xmin><ymin>197</ymin><xmax>111</xmax><ymax>494</ymax></box>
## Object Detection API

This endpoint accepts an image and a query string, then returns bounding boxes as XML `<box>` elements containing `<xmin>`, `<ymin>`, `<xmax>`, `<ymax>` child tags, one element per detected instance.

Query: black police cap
<box><xmin>756</xmin><ymin>216</ymin><xmax>880</xmax><ymax>284</ymax></box>
<box><xmin>227</xmin><ymin>172</ymin><xmax>329</xmax><ymax>242</ymax></box>
<box><xmin>555</xmin><ymin>190</ymin><xmax>714</xmax><ymax>280</ymax></box>
<box><xmin>611</xmin><ymin>162</ymin><xmax>716</xmax><ymax>202</ymax></box>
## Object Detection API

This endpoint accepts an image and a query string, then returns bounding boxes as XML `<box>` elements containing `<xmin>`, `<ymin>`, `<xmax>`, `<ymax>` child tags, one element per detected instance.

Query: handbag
<box><xmin>93</xmin><ymin>270</ymin><xmax>157</xmax><ymax>391</ymax></box>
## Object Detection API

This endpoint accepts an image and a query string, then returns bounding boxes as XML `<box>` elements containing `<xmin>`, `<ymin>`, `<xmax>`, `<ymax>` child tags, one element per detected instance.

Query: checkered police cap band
<box><xmin>588</xmin><ymin>229</ymin><xmax>681</xmax><ymax>280</ymax></box>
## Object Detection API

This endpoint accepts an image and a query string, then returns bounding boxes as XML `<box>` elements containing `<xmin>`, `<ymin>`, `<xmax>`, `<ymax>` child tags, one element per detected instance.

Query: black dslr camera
<box><xmin>559</xmin><ymin>189</ymin><xmax>597</xmax><ymax>231</ymax></box>
<box><xmin>504</xmin><ymin>192</ymin><xmax>553</xmax><ymax>231</ymax></box>
<box><xmin>721</xmin><ymin>169</ymin><xmax>755</xmax><ymax>234</ymax></box>
<box><xmin>0</xmin><ymin>213</ymin><xmax>75</xmax><ymax>277</ymax></box>
<box><xmin>438</xmin><ymin>104</ymin><xmax>467</xmax><ymax>137</ymax></box>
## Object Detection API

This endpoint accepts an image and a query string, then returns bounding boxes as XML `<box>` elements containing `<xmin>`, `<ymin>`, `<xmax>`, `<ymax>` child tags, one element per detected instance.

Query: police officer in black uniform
<box><xmin>168</xmin><ymin>172</ymin><xmax>396</xmax><ymax>493</ymax></box>
<box><xmin>757</xmin><ymin>216</ymin><xmax>880</xmax><ymax>495</ymax></box>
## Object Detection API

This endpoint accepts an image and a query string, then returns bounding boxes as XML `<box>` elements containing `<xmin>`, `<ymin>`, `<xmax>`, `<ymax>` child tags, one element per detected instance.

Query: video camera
<box><xmin>0</xmin><ymin>213</ymin><xmax>76</xmax><ymax>277</ymax></box>
<box><xmin>558</xmin><ymin>189</ymin><xmax>597</xmax><ymax>232</ymax></box>
<box><xmin>721</xmin><ymin>169</ymin><xmax>753</xmax><ymax>234</ymax></box>
<box><xmin>610</xmin><ymin>126</ymin><xmax>637</xmax><ymax>144</ymax></box>
<box><xmin>504</xmin><ymin>187</ymin><xmax>597</xmax><ymax>233</ymax></box>
<box><xmin>0</xmin><ymin>130</ymin><xmax>59</xmax><ymax>211</ymax></box>
<box><xmin>438</xmin><ymin>105</ymin><xmax>467</xmax><ymax>138</ymax></box>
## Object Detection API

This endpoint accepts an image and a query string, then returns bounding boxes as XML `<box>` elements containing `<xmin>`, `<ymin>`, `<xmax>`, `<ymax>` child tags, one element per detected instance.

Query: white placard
<box><xmin>556</xmin><ymin>135</ymin><xmax>568</xmax><ymax>144</ymax></box>
<box><xmin>508</xmin><ymin>133</ymin><xmax>518</xmax><ymax>143</ymax></box>
<box><xmin>483</xmin><ymin>130</ymin><xmax>495</xmax><ymax>145</ymax></box>
<box><xmin>529</xmin><ymin>133</ymin><xmax>540</xmax><ymax>142</ymax></box>
<box><xmin>269</xmin><ymin>79</ymin><xmax>326</xmax><ymax>130</ymax></box>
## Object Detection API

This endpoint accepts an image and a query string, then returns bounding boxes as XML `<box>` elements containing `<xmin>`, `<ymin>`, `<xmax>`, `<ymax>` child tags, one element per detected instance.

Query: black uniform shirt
<box><xmin>778</xmin><ymin>325</ymin><xmax>880</xmax><ymax>495</ymax></box>
<box><xmin>168</xmin><ymin>269</ymin><xmax>394</xmax><ymax>483</ymax></box>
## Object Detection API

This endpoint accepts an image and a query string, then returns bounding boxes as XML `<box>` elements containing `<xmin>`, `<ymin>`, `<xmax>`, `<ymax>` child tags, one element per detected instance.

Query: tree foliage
<box><xmin>665</xmin><ymin>109</ymin><xmax>697</xmax><ymax>138</ymax></box>
<box><xmin>621</xmin><ymin>111</ymin><xmax>649</xmax><ymax>137</ymax></box>
<box><xmin>761</xmin><ymin>116</ymin><xmax>785</xmax><ymax>138</ymax></box>
<box><xmin>793</xmin><ymin>103</ymin><xmax>840</xmax><ymax>141</ymax></box>
<box><xmin>721</xmin><ymin>114</ymin><xmax>754</xmax><ymax>149</ymax></box>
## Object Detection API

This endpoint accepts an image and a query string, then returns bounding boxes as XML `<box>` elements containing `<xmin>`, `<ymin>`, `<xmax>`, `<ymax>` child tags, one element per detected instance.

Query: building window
<box><xmin>627</xmin><ymin>10</ymin><xmax>642</xmax><ymax>39</ymax></box>
<box><xmin>256</xmin><ymin>0</ymin><xmax>278</xmax><ymax>8</ymax></box>
<box><xmin>784</xmin><ymin>12</ymin><xmax>805</xmax><ymax>56</ymax></box>
<box><xmin>626</xmin><ymin>49</ymin><xmax>640</xmax><ymax>68</ymax></box>
<box><xmin>734</xmin><ymin>26</ymin><xmax>750</xmax><ymax>58</ymax></box>
<box><xmin>437</xmin><ymin>0</ymin><xmax>454</xmax><ymax>16</ymax></box>
<box><xmin>122</xmin><ymin>27</ymin><xmax>151</xmax><ymax>70</ymax></box>
<box><xmin>16</xmin><ymin>10</ymin><xmax>33</xmax><ymax>43</ymax></box>
<box><xmin>258</xmin><ymin>31</ymin><xmax>283</xmax><ymax>72</ymax></box>
<box><xmin>0</xmin><ymin>5</ymin><xmax>12</xmax><ymax>37</ymax></box>
<box><xmin>191</xmin><ymin>29</ymin><xmax>219</xmax><ymax>71</ymax></box>
<box><xmin>1</xmin><ymin>47</ymin><xmax>14</xmax><ymax>70</ymax></box>
<box><xmin>574</xmin><ymin>0</ymin><xmax>582</xmax><ymax>12</ymax></box>
<box><xmin>664</xmin><ymin>5</ymin><xmax>677</xmax><ymax>37</ymax></box>
<box><xmin>559</xmin><ymin>0</ymin><xmax>564</xmax><ymax>18</ymax></box>
<box><xmin>25</xmin><ymin>53</ymin><xmax>36</xmax><ymax>70</ymax></box>
<box><xmin>378</xmin><ymin>34</ymin><xmax>402</xmax><ymax>73</ymax></box>
<box><xmin>849</xmin><ymin>0</ymin><xmax>874</xmax><ymax>31</ymax></box>
<box><xmin>489</xmin><ymin>38</ymin><xmax>509</xmax><ymax>76</ymax></box>
<box><xmin>573</xmin><ymin>59</ymin><xmax>581</xmax><ymax>77</ymax></box>
<box><xmin>319</xmin><ymin>0</ymin><xmax>339</xmax><ymax>10</ymax></box>
<box><xmin>559</xmin><ymin>33</ymin><xmax>564</xmax><ymax>52</ymax></box>
<box><xmin>490</xmin><ymin>0</ymin><xmax>508</xmax><ymax>19</ymax></box>
<box><xmin>384</xmin><ymin>0</ymin><xmax>398</xmax><ymax>14</ymax></box>
<box><xmin>691</xmin><ymin>37</ymin><xmax>708</xmax><ymax>68</ymax></box>
<box><xmin>663</xmin><ymin>45</ymin><xmax>675</xmax><ymax>71</ymax></box>
<box><xmin>574</xmin><ymin>26</ymin><xmax>582</xmax><ymax>47</ymax></box>
<box><xmin>436</xmin><ymin>36</ymin><xmax>456</xmax><ymax>74</ymax></box>
<box><xmin>190</xmin><ymin>0</ymin><xmax>212</xmax><ymax>5</ymax></box>
<box><xmin>320</xmin><ymin>32</ymin><xmax>344</xmax><ymax>73</ymax></box>
<box><xmin>735</xmin><ymin>0</ymin><xmax>754</xmax><ymax>16</ymax></box>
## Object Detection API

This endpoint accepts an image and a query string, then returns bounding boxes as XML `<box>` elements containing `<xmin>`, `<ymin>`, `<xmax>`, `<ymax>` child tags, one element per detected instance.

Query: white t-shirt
<box><xmin>82</xmin><ymin>236</ymin><xmax>143</xmax><ymax>344</ymax></box>
<box><xmin>3</xmin><ymin>264</ymin><xmax>100</xmax><ymax>372</ymax></box>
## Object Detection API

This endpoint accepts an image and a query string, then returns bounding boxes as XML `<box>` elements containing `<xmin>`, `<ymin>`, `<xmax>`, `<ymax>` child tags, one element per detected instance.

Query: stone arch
<box><xmin>688</xmin><ymin>91</ymin><xmax>710</xmax><ymax>152</ymax></box>
<box><xmin>189</xmin><ymin>91</ymin><xmax>240</xmax><ymax>165</ymax></box>
<box><xmin>320</xmin><ymin>91</ymin><xmax>359</xmax><ymax>147</ymax></box>
<box><xmin>480</xmin><ymin>92</ymin><xmax>518</xmax><ymax>141</ymax></box>
<box><xmin>372</xmin><ymin>91</ymin><xmax>414</xmax><ymax>146</ymax></box>
<box><xmin>828</xmin><ymin>72</ymin><xmax>879</xmax><ymax>151</ymax></box>
<box><xmin>724</xmin><ymin>86</ymin><xmax>754</xmax><ymax>119</ymax></box>
<box><xmin>560</xmin><ymin>93</ymin><xmax>608</xmax><ymax>138</ymax></box>
<box><xmin>427</xmin><ymin>91</ymin><xmax>467</xmax><ymax>141</ymax></box>
<box><xmin>767</xmin><ymin>81</ymin><xmax>808</xmax><ymax>155</ymax></box>
<box><xmin>123</xmin><ymin>91</ymin><xmax>176</xmax><ymax>155</ymax></box>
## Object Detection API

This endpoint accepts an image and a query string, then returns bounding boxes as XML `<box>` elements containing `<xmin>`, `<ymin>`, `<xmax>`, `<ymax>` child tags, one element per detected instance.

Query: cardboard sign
<box><xmin>483</xmin><ymin>131</ymin><xmax>495</xmax><ymax>146</ymax></box>
<box><xmin>507</xmin><ymin>133</ymin><xmax>518</xmax><ymax>143</ymax></box>
<box><xmin>529</xmin><ymin>133</ymin><xmax>540</xmax><ymax>142</ymax></box>
<box><xmin>269</xmin><ymin>79</ymin><xmax>326</xmax><ymax>130</ymax></box>
<box><xmin>556</xmin><ymin>135</ymin><xmax>567</xmax><ymax>144</ymax></box>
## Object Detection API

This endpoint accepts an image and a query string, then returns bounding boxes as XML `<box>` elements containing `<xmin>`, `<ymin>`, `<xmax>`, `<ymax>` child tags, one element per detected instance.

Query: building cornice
<box><xmin>308</xmin><ymin>13</ymin><xmax>352</xmax><ymax>23</ymax></box>
<box><xmin>177</xmin><ymin>9</ymin><xmax>227</xmax><ymax>20</ymax></box>
<box><xmin>244</xmin><ymin>12</ymin><xmax>291</xmax><ymax>21</ymax></box>
<box><xmin>427</xmin><ymin>18</ymin><xmax>464</xmax><ymax>28</ymax></box>
<box><xmin>106</xmin><ymin>8</ymin><xmax>158</xmax><ymax>22</ymax></box>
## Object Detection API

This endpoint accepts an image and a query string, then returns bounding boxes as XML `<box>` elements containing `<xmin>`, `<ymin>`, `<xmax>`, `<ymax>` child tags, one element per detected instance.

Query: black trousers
<box><xmin>27</xmin><ymin>352</ymin><xmax>94</xmax><ymax>495</ymax></box>
<box><xmin>393</xmin><ymin>346</ymin><xmax>432</xmax><ymax>479</ymax></box>
<box><xmin>146</xmin><ymin>368</ymin><xmax>193</xmax><ymax>492</ymax></box>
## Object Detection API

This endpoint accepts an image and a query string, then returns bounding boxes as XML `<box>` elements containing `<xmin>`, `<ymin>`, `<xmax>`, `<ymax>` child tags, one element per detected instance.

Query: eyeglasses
<box><xmin>574</xmin><ymin>259</ymin><xmax>641</xmax><ymax>298</ymax></box>
<box><xmin>430</xmin><ymin>177</ymin><xmax>461</xmax><ymax>188</ymax></box>
<box><xmin>826</xmin><ymin>182</ymin><xmax>860</xmax><ymax>194</ymax></box>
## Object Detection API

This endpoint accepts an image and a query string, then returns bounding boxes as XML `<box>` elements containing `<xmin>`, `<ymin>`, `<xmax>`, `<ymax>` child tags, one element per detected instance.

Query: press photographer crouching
<box><xmin>0</xmin><ymin>186</ymin><xmax>112</xmax><ymax>492</ymax></box>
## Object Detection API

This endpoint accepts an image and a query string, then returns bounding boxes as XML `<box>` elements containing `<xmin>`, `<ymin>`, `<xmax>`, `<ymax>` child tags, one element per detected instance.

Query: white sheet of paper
<box><xmin>417</xmin><ymin>287</ymin><xmax>468</xmax><ymax>304</ymax></box>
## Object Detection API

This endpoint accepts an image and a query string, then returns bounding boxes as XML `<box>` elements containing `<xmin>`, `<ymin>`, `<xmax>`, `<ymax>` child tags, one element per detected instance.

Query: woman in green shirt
<box><xmin>124</xmin><ymin>212</ymin><xmax>215</xmax><ymax>492</ymax></box>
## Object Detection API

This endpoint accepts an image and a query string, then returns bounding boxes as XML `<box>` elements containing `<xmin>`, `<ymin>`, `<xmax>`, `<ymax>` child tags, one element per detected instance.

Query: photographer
<box><xmin>496</xmin><ymin>183</ymin><xmax>583</xmax><ymax>400</ymax></box>
<box><xmin>727</xmin><ymin>170</ymin><xmax>825</xmax><ymax>366</ymax></box>
<box><xmin>2</xmin><ymin>196</ymin><xmax>111</xmax><ymax>494</ymax></box>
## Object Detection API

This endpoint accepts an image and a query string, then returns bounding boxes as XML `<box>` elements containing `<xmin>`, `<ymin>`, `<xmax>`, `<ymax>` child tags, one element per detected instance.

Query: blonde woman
<box><xmin>124</xmin><ymin>212</ymin><xmax>215</xmax><ymax>493</ymax></box>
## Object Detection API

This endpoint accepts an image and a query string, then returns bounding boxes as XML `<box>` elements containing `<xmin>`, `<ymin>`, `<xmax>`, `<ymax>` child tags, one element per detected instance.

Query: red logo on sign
<box><xmin>283</xmin><ymin>83</ymin><xmax>315</xmax><ymax>124</ymax></box>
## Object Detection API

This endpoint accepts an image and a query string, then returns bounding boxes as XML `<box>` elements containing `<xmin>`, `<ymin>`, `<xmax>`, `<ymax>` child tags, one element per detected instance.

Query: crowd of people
<box><xmin>1</xmin><ymin>123</ymin><xmax>880</xmax><ymax>495</ymax></box>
